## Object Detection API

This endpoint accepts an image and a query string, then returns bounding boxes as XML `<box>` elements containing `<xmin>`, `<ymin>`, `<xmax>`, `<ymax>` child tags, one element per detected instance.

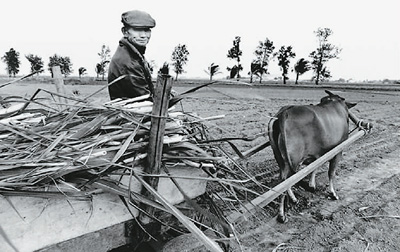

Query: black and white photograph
<box><xmin>1</xmin><ymin>0</ymin><xmax>399</xmax><ymax>251</ymax></box>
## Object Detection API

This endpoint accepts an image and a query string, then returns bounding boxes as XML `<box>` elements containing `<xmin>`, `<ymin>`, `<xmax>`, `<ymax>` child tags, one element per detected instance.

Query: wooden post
<box><xmin>227</xmin><ymin>128</ymin><xmax>369</xmax><ymax>223</ymax></box>
<box><xmin>139</xmin><ymin>73</ymin><xmax>173</xmax><ymax>224</ymax></box>
<box><xmin>52</xmin><ymin>66</ymin><xmax>68</xmax><ymax>109</ymax></box>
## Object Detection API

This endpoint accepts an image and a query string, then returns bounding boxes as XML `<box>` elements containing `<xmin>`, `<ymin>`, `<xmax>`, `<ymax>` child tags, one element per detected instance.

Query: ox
<box><xmin>268</xmin><ymin>90</ymin><xmax>356</xmax><ymax>223</ymax></box>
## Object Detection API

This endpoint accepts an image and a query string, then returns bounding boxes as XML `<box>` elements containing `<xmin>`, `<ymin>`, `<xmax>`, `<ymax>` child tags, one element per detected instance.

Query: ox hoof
<box><xmin>307</xmin><ymin>185</ymin><xmax>316</xmax><ymax>193</ymax></box>
<box><xmin>277</xmin><ymin>215</ymin><xmax>288</xmax><ymax>224</ymax></box>
<box><xmin>299</xmin><ymin>181</ymin><xmax>316</xmax><ymax>192</ymax></box>
<box><xmin>328</xmin><ymin>192</ymin><xmax>339</xmax><ymax>200</ymax></box>
<box><xmin>289</xmin><ymin>196</ymin><xmax>298</xmax><ymax>204</ymax></box>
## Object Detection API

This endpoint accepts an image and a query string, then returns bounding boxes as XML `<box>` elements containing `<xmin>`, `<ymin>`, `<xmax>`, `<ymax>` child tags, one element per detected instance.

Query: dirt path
<box><xmin>176</xmin><ymin>85</ymin><xmax>400</xmax><ymax>251</ymax></box>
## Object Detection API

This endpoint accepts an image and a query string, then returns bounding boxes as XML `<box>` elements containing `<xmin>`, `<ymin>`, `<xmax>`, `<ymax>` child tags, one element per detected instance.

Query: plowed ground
<box><xmin>175</xmin><ymin>85</ymin><xmax>400</xmax><ymax>252</ymax></box>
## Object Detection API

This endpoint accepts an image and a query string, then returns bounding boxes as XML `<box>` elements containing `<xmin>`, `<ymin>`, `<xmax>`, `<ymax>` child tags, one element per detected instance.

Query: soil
<box><xmin>173</xmin><ymin>85</ymin><xmax>400</xmax><ymax>252</ymax></box>
<box><xmin>2</xmin><ymin>81</ymin><xmax>400</xmax><ymax>251</ymax></box>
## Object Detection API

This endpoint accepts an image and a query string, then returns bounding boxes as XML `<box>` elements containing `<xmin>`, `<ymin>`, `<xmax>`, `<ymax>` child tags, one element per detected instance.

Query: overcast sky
<box><xmin>1</xmin><ymin>0</ymin><xmax>399</xmax><ymax>81</ymax></box>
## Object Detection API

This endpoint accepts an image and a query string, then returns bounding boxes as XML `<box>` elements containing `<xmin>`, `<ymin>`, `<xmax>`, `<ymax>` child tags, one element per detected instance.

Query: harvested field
<box><xmin>175</xmin><ymin>84</ymin><xmax>400</xmax><ymax>251</ymax></box>
<box><xmin>1</xmin><ymin>80</ymin><xmax>400</xmax><ymax>251</ymax></box>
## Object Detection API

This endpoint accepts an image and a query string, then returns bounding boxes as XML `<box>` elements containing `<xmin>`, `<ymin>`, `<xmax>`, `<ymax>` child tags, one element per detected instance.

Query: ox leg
<box><xmin>308</xmin><ymin>170</ymin><xmax>317</xmax><ymax>192</ymax></box>
<box><xmin>278</xmin><ymin>193</ymin><xmax>288</xmax><ymax>223</ymax></box>
<box><xmin>328</xmin><ymin>154</ymin><xmax>341</xmax><ymax>200</ymax></box>
<box><xmin>278</xmin><ymin>168</ymin><xmax>294</xmax><ymax>223</ymax></box>
<box><xmin>278</xmin><ymin>186</ymin><xmax>297</xmax><ymax>223</ymax></box>
<box><xmin>287</xmin><ymin>187</ymin><xmax>298</xmax><ymax>203</ymax></box>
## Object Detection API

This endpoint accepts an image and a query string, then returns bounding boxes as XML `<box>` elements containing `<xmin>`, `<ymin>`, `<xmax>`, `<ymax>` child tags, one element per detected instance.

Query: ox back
<box><xmin>268</xmin><ymin>90</ymin><xmax>355</xmax><ymax>223</ymax></box>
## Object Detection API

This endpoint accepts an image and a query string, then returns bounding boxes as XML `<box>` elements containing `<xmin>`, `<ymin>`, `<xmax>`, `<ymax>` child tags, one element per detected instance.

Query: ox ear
<box><xmin>325</xmin><ymin>90</ymin><xmax>334</xmax><ymax>96</ymax></box>
<box><xmin>346</xmin><ymin>102</ymin><xmax>357</xmax><ymax>109</ymax></box>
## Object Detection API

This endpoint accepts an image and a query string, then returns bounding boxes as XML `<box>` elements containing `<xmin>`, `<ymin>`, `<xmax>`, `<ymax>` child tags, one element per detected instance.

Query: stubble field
<box><xmin>1</xmin><ymin>80</ymin><xmax>400</xmax><ymax>251</ymax></box>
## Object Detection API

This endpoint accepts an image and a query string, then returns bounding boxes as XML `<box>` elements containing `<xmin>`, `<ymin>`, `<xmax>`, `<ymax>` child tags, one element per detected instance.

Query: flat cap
<box><xmin>121</xmin><ymin>10</ymin><xmax>156</xmax><ymax>28</ymax></box>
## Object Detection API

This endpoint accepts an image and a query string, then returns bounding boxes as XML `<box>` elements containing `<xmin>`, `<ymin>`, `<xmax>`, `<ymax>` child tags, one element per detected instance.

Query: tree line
<box><xmin>160</xmin><ymin>27</ymin><xmax>341</xmax><ymax>84</ymax></box>
<box><xmin>221</xmin><ymin>27</ymin><xmax>341</xmax><ymax>85</ymax></box>
<box><xmin>0</xmin><ymin>45</ymin><xmax>112</xmax><ymax>80</ymax></box>
<box><xmin>172</xmin><ymin>27</ymin><xmax>341</xmax><ymax>85</ymax></box>
<box><xmin>1</xmin><ymin>27</ymin><xmax>340</xmax><ymax>85</ymax></box>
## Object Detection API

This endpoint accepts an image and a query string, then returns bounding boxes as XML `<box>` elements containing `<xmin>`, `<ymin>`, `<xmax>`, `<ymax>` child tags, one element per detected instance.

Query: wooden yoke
<box><xmin>140</xmin><ymin>71</ymin><xmax>173</xmax><ymax>224</ymax></box>
<box><xmin>348</xmin><ymin>110</ymin><xmax>373</xmax><ymax>131</ymax></box>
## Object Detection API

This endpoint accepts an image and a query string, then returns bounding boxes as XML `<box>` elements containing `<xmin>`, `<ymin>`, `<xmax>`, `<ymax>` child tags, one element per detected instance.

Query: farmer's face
<box><xmin>124</xmin><ymin>27</ymin><xmax>151</xmax><ymax>47</ymax></box>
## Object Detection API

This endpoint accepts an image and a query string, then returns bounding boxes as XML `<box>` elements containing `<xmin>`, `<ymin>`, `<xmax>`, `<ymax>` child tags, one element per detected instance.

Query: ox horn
<box><xmin>325</xmin><ymin>90</ymin><xmax>335</xmax><ymax>96</ymax></box>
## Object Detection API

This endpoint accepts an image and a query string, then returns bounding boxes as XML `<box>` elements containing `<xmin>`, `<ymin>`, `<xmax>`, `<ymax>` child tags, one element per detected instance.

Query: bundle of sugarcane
<box><xmin>0</xmin><ymin>90</ymin><xmax>226</xmax><ymax>195</ymax></box>
<box><xmin>0</xmin><ymin>82</ymin><xmax>267</xmax><ymax>207</ymax></box>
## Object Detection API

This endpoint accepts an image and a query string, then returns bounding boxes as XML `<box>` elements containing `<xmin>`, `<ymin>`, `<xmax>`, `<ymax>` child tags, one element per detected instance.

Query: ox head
<box><xmin>321</xmin><ymin>90</ymin><xmax>357</xmax><ymax>109</ymax></box>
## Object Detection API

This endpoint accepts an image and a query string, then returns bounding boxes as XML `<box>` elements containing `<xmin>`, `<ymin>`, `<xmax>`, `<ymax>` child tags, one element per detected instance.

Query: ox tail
<box><xmin>269</xmin><ymin>106</ymin><xmax>297</xmax><ymax>175</ymax></box>
<box><xmin>268</xmin><ymin>116</ymin><xmax>286</xmax><ymax>171</ymax></box>
<box><xmin>267</xmin><ymin>116</ymin><xmax>278</xmax><ymax>150</ymax></box>
<box><xmin>278</xmin><ymin>110</ymin><xmax>296</xmax><ymax>174</ymax></box>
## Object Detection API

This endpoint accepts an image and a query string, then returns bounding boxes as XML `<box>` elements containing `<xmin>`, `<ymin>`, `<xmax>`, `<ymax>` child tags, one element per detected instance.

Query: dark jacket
<box><xmin>108</xmin><ymin>38</ymin><xmax>153</xmax><ymax>100</ymax></box>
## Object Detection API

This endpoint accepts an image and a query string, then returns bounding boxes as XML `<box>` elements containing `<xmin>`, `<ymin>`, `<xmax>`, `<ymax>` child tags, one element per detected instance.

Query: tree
<box><xmin>293</xmin><ymin>58</ymin><xmax>311</xmax><ymax>84</ymax></box>
<box><xmin>319</xmin><ymin>66</ymin><xmax>332</xmax><ymax>82</ymax></box>
<box><xmin>95</xmin><ymin>62</ymin><xmax>109</xmax><ymax>80</ymax></box>
<box><xmin>97</xmin><ymin>45</ymin><xmax>111</xmax><ymax>80</ymax></box>
<box><xmin>228</xmin><ymin>65</ymin><xmax>241</xmax><ymax>79</ymax></box>
<box><xmin>248</xmin><ymin>61</ymin><xmax>262</xmax><ymax>83</ymax></box>
<box><xmin>78</xmin><ymin>67</ymin><xmax>87</xmax><ymax>78</ymax></box>
<box><xmin>204</xmin><ymin>63</ymin><xmax>221</xmax><ymax>81</ymax></box>
<box><xmin>171</xmin><ymin>44</ymin><xmax>189</xmax><ymax>81</ymax></box>
<box><xmin>275</xmin><ymin>45</ymin><xmax>296</xmax><ymax>84</ymax></box>
<box><xmin>227</xmin><ymin>36</ymin><xmax>242</xmax><ymax>79</ymax></box>
<box><xmin>2</xmin><ymin>48</ymin><xmax>20</xmax><ymax>77</ymax></box>
<box><xmin>48</xmin><ymin>54</ymin><xmax>73</xmax><ymax>77</ymax></box>
<box><xmin>253</xmin><ymin>38</ymin><xmax>275</xmax><ymax>83</ymax></box>
<box><xmin>25</xmin><ymin>54</ymin><xmax>44</xmax><ymax>75</ymax></box>
<box><xmin>309</xmin><ymin>27</ymin><xmax>341</xmax><ymax>85</ymax></box>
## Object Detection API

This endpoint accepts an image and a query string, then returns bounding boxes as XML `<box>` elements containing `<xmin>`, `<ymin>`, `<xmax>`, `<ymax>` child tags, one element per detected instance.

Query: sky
<box><xmin>1</xmin><ymin>0</ymin><xmax>399</xmax><ymax>81</ymax></box>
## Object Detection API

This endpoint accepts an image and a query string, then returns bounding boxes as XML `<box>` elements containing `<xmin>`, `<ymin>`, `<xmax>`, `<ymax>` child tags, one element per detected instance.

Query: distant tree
<box><xmin>309</xmin><ymin>27</ymin><xmax>341</xmax><ymax>85</ymax></box>
<box><xmin>60</xmin><ymin>57</ymin><xmax>73</xmax><ymax>77</ymax></box>
<box><xmin>227</xmin><ymin>65</ymin><xmax>243</xmax><ymax>80</ymax></box>
<box><xmin>227</xmin><ymin>36</ymin><xmax>242</xmax><ymax>79</ymax></box>
<box><xmin>95</xmin><ymin>61</ymin><xmax>109</xmax><ymax>80</ymax></box>
<box><xmin>171</xmin><ymin>44</ymin><xmax>189</xmax><ymax>81</ymax></box>
<box><xmin>293</xmin><ymin>58</ymin><xmax>311</xmax><ymax>84</ymax></box>
<box><xmin>275</xmin><ymin>45</ymin><xmax>296</xmax><ymax>84</ymax></box>
<box><xmin>97</xmin><ymin>45</ymin><xmax>111</xmax><ymax>80</ymax></box>
<box><xmin>2</xmin><ymin>48</ymin><xmax>20</xmax><ymax>77</ymax></box>
<box><xmin>78</xmin><ymin>67</ymin><xmax>87</xmax><ymax>78</ymax></box>
<box><xmin>227</xmin><ymin>65</ymin><xmax>237</xmax><ymax>79</ymax></box>
<box><xmin>253</xmin><ymin>38</ymin><xmax>275</xmax><ymax>83</ymax></box>
<box><xmin>48</xmin><ymin>54</ymin><xmax>73</xmax><ymax>77</ymax></box>
<box><xmin>25</xmin><ymin>54</ymin><xmax>44</xmax><ymax>75</ymax></box>
<box><xmin>319</xmin><ymin>66</ymin><xmax>332</xmax><ymax>82</ymax></box>
<box><xmin>204</xmin><ymin>63</ymin><xmax>221</xmax><ymax>81</ymax></box>
<box><xmin>248</xmin><ymin>61</ymin><xmax>262</xmax><ymax>83</ymax></box>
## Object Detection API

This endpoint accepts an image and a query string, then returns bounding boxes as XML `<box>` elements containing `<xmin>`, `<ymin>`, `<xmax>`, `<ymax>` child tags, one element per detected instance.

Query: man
<box><xmin>108</xmin><ymin>10</ymin><xmax>155</xmax><ymax>100</ymax></box>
